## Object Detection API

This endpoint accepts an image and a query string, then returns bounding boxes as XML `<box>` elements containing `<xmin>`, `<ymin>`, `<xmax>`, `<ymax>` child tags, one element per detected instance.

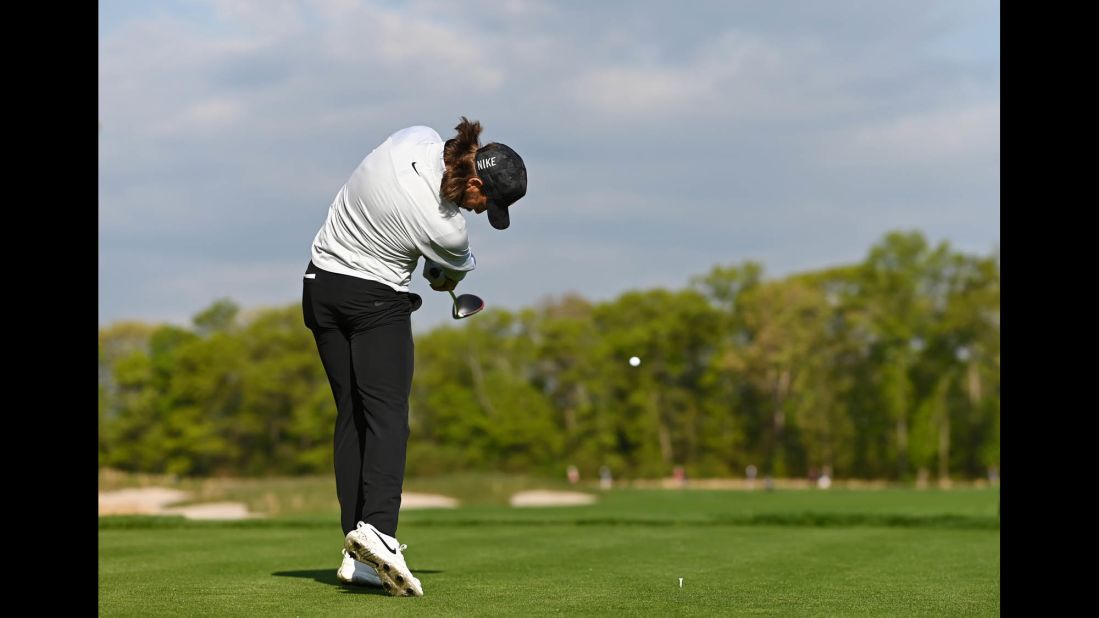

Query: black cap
<box><xmin>475</xmin><ymin>143</ymin><xmax>527</xmax><ymax>230</ymax></box>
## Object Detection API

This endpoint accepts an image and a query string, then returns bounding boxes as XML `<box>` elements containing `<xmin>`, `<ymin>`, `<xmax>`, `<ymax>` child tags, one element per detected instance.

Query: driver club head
<box><xmin>448</xmin><ymin>289</ymin><xmax>485</xmax><ymax>319</ymax></box>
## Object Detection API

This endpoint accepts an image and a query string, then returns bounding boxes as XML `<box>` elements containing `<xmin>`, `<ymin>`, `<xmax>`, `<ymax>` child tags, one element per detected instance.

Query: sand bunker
<box><xmin>509</xmin><ymin>490</ymin><xmax>597</xmax><ymax>507</ymax></box>
<box><xmin>400</xmin><ymin>493</ymin><xmax>459</xmax><ymax>509</ymax></box>
<box><xmin>98</xmin><ymin>488</ymin><xmax>260</xmax><ymax>520</ymax></box>
<box><xmin>99</xmin><ymin>487</ymin><xmax>458</xmax><ymax>519</ymax></box>
<box><xmin>161</xmin><ymin>502</ymin><xmax>257</xmax><ymax>520</ymax></box>
<box><xmin>98</xmin><ymin>488</ymin><xmax>192</xmax><ymax>515</ymax></box>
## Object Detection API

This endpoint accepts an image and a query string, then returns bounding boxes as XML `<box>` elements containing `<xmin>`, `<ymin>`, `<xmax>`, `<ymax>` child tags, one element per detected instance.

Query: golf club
<box><xmin>449</xmin><ymin>289</ymin><xmax>485</xmax><ymax>319</ymax></box>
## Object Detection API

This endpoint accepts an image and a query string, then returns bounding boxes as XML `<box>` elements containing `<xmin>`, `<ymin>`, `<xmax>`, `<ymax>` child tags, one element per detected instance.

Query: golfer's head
<box><xmin>474</xmin><ymin>143</ymin><xmax>527</xmax><ymax>230</ymax></box>
<box><xmin>441</xmin><ymin>117</ymin><xmax>527</xmax><ymax>229</ymax></box>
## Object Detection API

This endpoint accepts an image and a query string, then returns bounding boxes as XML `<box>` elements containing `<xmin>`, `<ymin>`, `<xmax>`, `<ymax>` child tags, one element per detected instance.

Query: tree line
<box><xmin>99</xmin><ymin>230</ymin><xmax>999</xmax><ymax>482</ymax></box>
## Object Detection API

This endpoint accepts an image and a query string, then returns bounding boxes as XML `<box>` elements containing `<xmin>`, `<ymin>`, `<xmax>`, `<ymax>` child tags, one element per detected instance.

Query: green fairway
<box><xmin>99</xmin><ymin>488</ymin><xmax>999</xmax><ymax>616</ymax></box>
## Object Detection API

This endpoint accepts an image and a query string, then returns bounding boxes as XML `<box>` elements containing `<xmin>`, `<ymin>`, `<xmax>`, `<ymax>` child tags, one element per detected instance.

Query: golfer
<box><xmin>301</xmin><ymin>117</ymin><xmax>527</xmax><ymax>596</ymax></box>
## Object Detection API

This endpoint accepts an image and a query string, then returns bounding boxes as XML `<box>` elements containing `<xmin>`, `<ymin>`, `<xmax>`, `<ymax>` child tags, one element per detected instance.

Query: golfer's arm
<box><xmin>419</xmin><ymin>238</ymin><xmax>476</xmax><ymax>282</ymax></box>
<box><xmin>416</xmin><ymin>225</ymin><xmax>476</xmax><ymax>292</ymax></box>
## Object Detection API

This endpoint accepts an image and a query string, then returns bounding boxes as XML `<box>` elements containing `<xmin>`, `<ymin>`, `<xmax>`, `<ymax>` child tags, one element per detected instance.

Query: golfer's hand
<box><xmin>431</xmin><ymin>277</ymin><xmax>458</xmax><ymax>292</ymax></box>
<box><xmin>422</xmin><ymin>259</ymin><xmax>461</xmax><ymax>291</ymax></box>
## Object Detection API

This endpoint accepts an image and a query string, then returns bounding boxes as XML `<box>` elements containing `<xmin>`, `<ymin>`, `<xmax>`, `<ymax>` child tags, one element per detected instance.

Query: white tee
<box><xmin>310</xmin><ymin>126</ymin><xmax>475</xmax><ymax>291</ymax></box>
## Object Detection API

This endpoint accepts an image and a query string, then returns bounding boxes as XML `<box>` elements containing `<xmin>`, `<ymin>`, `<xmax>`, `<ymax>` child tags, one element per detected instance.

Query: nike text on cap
<box><xmin>475</xmin><ymin>143</ymin><xmax>527</xmax><ymax>230</ymax></box>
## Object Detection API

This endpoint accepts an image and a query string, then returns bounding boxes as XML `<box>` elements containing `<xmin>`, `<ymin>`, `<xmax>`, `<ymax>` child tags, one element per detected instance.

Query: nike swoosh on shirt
<box><xmin>411</xmin><ymin>161</ymin><xmax>419</xmax><ymax>174</ymax></box>
<box><xmin>371</xmin><ymin>529</ymin><xmax>398</xmax><ymax>554</ymax></box>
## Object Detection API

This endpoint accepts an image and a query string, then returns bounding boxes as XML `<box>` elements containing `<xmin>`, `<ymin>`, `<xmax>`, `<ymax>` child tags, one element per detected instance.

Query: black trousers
<box><xmin>302</xmin><ymin>261</ymin><xmax>422</xmax><ymax>537</ymax></box>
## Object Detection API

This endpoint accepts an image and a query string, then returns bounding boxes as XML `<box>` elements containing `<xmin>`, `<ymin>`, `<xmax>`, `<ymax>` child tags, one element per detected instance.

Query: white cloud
<box><xmin>155</xmin><ymin>97</ymin><xmax>244</xmax><ymax>136</ymax></box>
<box><xmin>571</xmin><ymin>66</ymin><xmax>709</xmax><ymax>116</ymax></box>
<box><xmin>566</xmin><ymin>30</ymin><xmax>861</xmax><ymax>122</ymax></box>
<box><xmin>205</xmin><ymin>0</ymin><xmax>309</xmax><ymax>37</ymax></box>
<box><xmin>823</xmin><ymin>102</ymin><xmax>1000</xmax><ymax>169</ymax></box>
<box><xmin>315</xmin><ymin>3</ymin><xmax>505</xmax><ymax>91</ymax></box>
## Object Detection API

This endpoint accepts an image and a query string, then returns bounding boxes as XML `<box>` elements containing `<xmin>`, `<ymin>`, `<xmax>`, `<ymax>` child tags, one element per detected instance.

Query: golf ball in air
<box><xmin>629</xmin><ymin>356</ymin><xmax>641</xmax><ymax>367</ymax></box>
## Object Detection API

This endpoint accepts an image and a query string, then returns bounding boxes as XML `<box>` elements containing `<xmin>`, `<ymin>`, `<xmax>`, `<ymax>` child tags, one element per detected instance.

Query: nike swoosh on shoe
<box><xmin>372</xmin><ymin>529</ymin><xmax>398</xmax><ymax>554</ymax></box>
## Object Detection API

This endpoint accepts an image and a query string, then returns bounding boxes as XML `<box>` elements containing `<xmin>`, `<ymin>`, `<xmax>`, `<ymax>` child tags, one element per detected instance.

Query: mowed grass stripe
<box><xmin>99</xmin><ymin>524</ymin><xmax>998</xmax><ymax>616</ymax></box>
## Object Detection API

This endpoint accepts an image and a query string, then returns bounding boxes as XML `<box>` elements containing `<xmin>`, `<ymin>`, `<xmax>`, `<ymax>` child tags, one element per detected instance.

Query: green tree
<box><xmin>97</xmin><ymin>230</ymin><xmax>999</xmax><ymax>483</ymax></box>
<box><xmin>193</xmin><ymin>298</ymin><xmax>240</xmax><ymax>336</ymax></box>
<box><xmin>856</xmin><ymin>231</ymin><xmax>946</xmax><ymax>479</ymax></box>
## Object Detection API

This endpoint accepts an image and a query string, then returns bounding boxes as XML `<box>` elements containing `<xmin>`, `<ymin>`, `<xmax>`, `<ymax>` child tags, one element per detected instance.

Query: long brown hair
<box><xmin>440</xmin><ymin>117</ymin><xmax>482</xmax><ymax>204</ymax></box>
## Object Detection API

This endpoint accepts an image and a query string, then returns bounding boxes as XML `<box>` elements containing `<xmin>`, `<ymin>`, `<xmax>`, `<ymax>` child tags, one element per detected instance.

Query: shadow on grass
<box><xmin>273</xmin><ymin>568</ymin><xmax>445</xmax><ymax>595</ymax></box>
<box><xmin>272</xmin><ymin>569</ymin><xmax>388</xmax><ymax>595</ymax></box>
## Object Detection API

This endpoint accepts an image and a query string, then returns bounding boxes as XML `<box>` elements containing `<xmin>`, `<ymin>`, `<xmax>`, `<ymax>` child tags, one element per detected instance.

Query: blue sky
<box><xmin>99</xmin><ymin>0</ymin><xmax>999</xmax><ymax>332</ymax></box>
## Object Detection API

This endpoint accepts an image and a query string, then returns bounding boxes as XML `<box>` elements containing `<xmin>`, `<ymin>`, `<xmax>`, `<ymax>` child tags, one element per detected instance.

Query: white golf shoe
<box><xmin>344</xmin><ymin>522</ymin><xmax>424</xmax><ymax>597</ymax></box>
<box><xmin>336</xmin><ymin>549</ymin><xmax>383</xmax><ymax>587</ymax></box>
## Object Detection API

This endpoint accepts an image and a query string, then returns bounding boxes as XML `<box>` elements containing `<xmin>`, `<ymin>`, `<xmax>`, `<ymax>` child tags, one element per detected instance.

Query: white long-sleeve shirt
<box><xmin>310</xmin><ymin>126</ymin><xmax>476</xmax><ymax>291</ymax></box>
